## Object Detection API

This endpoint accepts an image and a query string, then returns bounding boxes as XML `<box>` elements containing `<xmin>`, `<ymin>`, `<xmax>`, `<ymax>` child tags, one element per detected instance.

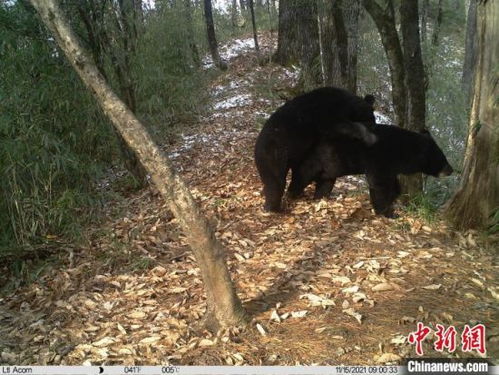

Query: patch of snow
<box><xmin>254</xmin><ymin>111</ymin><xmax>270</xmax><ymax>119</ymax></box>
<box><xmin>258</xmin><ymin>98</ymin><xmax>273</xmax><ymax>104</ymax></box>
<box><xmin>210</xmin><ymin>79</ymin><xmax>252</xmax><ymax>97</ymax></box>
<box><xmin>221</xmin><ymin>38</ymin><xmax>255</xmax><ymax>60</ymax></box>
<box><xmin>283</xmin><ymin>66</ymin><xmax>301</xmax><ymax>81</ymax></box>
<box><xmin>211</xmin><ymin>85</ymin><xmax>226</xmax><ymax>96</ymax></box>
<box><xmin>202</xmin><ymin>38</ymin><xmax>256</xmax><ymax>69</ymax></box>
<box><xmin>374</xmin><ymin>111</ymin><xmax>393</xmax><ymax>125</ymax></box>
<box><xmin>213</xmin><ymin>94</ymin><xmax>252</xmax><ymax>110</ymax></box>
<box><xmin>206</xmin><ymin>110</ymin><xmax>247</xmax><ymax>120</ymax></box>
<box><xmin>169</xmin><ymin>128</ymin><xmax>255</xmax><ymax>159</ymax></box>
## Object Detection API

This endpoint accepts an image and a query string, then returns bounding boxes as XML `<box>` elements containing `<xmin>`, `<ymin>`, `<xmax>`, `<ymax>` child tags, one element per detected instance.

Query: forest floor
<box><xmin>0</xmin><ymin>34</ymin><xmax>498</xmax><ymax>366</ymax></box>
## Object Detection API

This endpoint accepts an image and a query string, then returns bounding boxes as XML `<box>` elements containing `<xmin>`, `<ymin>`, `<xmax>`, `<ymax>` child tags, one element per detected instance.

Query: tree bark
<box><xmin>362</xmin><ymin>0</ymin><xmax>407</xmax><ymax>128</ymax></box>
<box><xmin>420</xmin><ymin>0</ymin><xmax>428</xmax><ymax>42</ymax></box>
<box><xmin>462</xmin><ymin>0</ymin><xmax>478</xmax><ymax>105</ymax></box>
<box><xmin>321</xmin><ymin>0</ymin><xmax>360</xmax><ymax>93</ymax></box>
<box><xmin>432</xmin><ymin>0</ymin><xmax>443</xmax><ymax>46</ymax></box>
<box><xmin>400</xmin><ymin>0</ymin><xmax>426</xmax><ymax>132</ymax></box>
<box><xmin>274</xmin><ymin>0</ymin><xmax>320</xmax><ymax>88</ymax></box>
<box><xmin>297</xmin><ymin>0</ymin><xmax>320</xmax><ymax>88</ymax></box>
<box><xmin>331</xmin><ymin>0</ymin><xmax>349</xmax><ymax>88</ymax></box>
<box><xmin>343</xmin><ymin>0</ymin><xmax>360</xmax><ymax>93</ymax></box>
<box><xmin>248</xmin><ymin>0</ymin><xmax>260</xmax><ymax>52</ymax></box>
<box><xmin>231</xmin><ymin>0</ymin><xmax>238</xmax><ymax>27</ymax></box>
<box><xmin>363</xmin><ymin>0</ymin><xmax>426</xmax><ymax>198</ymax></box>
<box><xmin>274</xmin><ymin>0</ymin><xmax>302</xmax><ymax>65</ymax></box>
<box><xmin>445</xmin><ymin>0</ymin><xmax>499</xmax><ymax>230</ymax></box>
<box><xmin>30</xmin><ymin>0</ymin><xmax>247</xmax><ymax>330</ymax></box>
<box><xmin>399</xmin><ymin>0</ymin><xmax>426</xmax><ymax>197</ymax></box>
<box><xmin>203</xmin><ymin>0</ymin><xmax>227</xmax><ymax>70</ymax></box>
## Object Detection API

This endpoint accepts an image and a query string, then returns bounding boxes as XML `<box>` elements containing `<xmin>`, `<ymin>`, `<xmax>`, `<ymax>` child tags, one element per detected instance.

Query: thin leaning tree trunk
<box><xmin>30</xmin><ymin>0</ymin><xmax>247</xmax><ymax>331</ymax></box>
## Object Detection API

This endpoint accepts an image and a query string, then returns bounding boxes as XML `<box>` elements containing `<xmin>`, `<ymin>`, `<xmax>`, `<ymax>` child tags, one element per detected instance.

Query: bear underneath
<box><xmin>254</xmin><ymin>87</ymin><xmax>376</xmax><ymax>212</ymax></box>
<box><xmin>290</xmin><ymin>124</ymin><xmax>453</xmax><ymax>218</ymax></box>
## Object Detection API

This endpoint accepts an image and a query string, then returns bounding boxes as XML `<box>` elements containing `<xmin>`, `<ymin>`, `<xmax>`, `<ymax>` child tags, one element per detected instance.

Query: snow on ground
<box><xmin>202</xmin><ymin>38</ymin><xmax>256</xmax><ymax>69</ymax></box>
<box><xmin>213</xmin><ymin>93</ymin><xmax>252</xmax><ymax>110</ymax></box>
<box><xmin>374</xmin><ymin>111</ymin><xmax>393</xmax><ymax>125</ymax></box>
<box><xmin>211</xmin><ymin>79</ymin><xmax>251</xmax><ymax>96</ymax></box>
<box><xmin>169</xmin><ymin>128</ymin><xmax>254</xmax><ymax>161</ymax></box>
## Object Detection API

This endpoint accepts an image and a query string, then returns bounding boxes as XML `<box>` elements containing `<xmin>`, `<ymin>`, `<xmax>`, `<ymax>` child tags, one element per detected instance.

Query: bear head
<box><xmin>420</xmin><ymin>130</ymin><xmax>454</xmax><ymax>177</ymax></box>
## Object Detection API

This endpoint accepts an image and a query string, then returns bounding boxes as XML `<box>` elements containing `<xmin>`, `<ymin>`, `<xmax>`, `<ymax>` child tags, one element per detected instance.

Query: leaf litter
<box><xmin>0</xmin><ymin>32</ymin><xmax>497</xmax><ymax>366</ymax></box>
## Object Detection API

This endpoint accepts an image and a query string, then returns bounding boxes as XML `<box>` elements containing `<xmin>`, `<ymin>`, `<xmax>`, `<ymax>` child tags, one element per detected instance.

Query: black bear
<box><xmin>290</xmin><ymin>124</ymin><xmax>453</xmax><ymax>218</ymax></box>
<box><xmin>254</xmin><ymin>87</ymin><xmax>376</xmax><ymax>212</ymax></box>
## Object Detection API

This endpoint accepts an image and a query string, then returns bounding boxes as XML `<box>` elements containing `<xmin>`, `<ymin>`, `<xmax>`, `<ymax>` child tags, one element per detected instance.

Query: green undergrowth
<box><xmin>0</xmin><ymin>1</ymin><xmax>211</xmax><ymax>284</ymax></box>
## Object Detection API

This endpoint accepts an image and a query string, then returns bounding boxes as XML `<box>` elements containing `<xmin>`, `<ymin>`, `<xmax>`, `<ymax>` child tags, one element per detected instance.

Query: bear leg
<box><xmin>287</xmin><ymin>154</ymin><xmax>323</xmax><ymax>199</ymax></box>
<box><xmin>263</xmin><ymin>178</ymin><xmax>287</xmax><ymax>212</ymax></box>
<box><xmin>314</xmin><ymin>178</ymin><xmax>336</xmax><ymax>199</ymax></box>
<box><xmin>367</xmin><ymin>174</ymin><xmax>400</xmax><ymax>218</ymax></box>
<box><xmin>287</xmin><ymin>168</ymin><xmax>311</xmax><ymax>199</ymax></box>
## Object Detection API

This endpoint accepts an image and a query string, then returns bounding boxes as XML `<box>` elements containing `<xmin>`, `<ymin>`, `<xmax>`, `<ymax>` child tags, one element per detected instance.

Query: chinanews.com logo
<box><xmin>404</xmin><ymin>359</ymin><xmax>491</xmax><ymax>375</ymax></box>
<box><xmin>408</xmin><ymin>322</ymin><xmax>486</xmax><ymax>356</ymax></box>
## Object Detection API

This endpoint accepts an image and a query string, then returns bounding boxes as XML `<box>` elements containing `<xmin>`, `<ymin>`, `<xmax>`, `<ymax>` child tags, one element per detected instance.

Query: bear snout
<box><xmin>439</xmin><ymin>164</ymin><xmax>454</xmax><ymax>177</ymax></box>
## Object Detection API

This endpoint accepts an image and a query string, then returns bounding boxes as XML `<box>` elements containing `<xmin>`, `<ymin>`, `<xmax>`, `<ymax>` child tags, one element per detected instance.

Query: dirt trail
<box><xmin>0</xmin><ymin>35</ymin><xmax>497</xmax><ymax>366</ymax></box>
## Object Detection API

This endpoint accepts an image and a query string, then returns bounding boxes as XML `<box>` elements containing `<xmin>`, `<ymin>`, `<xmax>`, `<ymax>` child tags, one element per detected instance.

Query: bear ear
<box><xmin>364</xmin><ymin>94</ymin><xmax>375</xmax><ymax>106</ymax></box>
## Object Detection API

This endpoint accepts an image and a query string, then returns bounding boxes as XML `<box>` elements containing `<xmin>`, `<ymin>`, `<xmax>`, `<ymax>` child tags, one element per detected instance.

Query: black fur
<box><xmin>292</xmin><ymin>124</ymin><xmax>453</xmax><ymax>218</ymax></box>
<box><xmin>254</xmin><ymin>87</ymin><xmax>376</xmax><ymax>212</ymax></box>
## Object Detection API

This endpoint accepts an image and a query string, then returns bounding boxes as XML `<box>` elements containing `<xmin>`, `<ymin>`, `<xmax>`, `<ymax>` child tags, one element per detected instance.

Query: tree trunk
<box><xmin>420</xmin><ymin>0</ymin><xmax>428</xmax><ymax>42</ymax></box>
<box><xmin>274</xmin><ymin>0</ymin><xmax>302</xmax><ymax>65</ymax></box>
<box><xmin>331</xmin><ymin>0</ymin><xmax>349</xmax><ymax>88</ymax></box>
<box><xmin>445</xmin><ymin>0</ymin><xmax>499</xmax><ymax>230</ymax></box>
<box><xmin>185</xmin><ymin>0</ymin><xmax>201</xmax><ymax>67</ymax></box>
<box><xmin>432</xmin><ymin>0</ymin><xmax>443</xmax><ymax>46</ymax></box>
<box><xmin>462</xmin><ymin>0</ymin><xmax>478</xmax><ymax>105</ymax></box>
<box><xmin>274</xmin><ymin>0</ymin><xmax>320</xmax><ymax>89</ymax></box>
<box><xmin>270</xmin><ymin>0</ymin><xmax>276</xmax><ymax>26</ymax></box>
<box><xmin>239</xmin><ymin>0</ymin><xmax>246</xmax><ymax>11</ymax></box>
<box><xmin>115</xmin><ymin>0</ymin><xmax>138</xmax><ymax>112</ymax></box>
<box><xmin>319</xmin><ymin>0</ymin><xmax>336</xmax><ymax>86</ymax></box>
<box><xmin>400</xmin><ymin>0</ymin><xmax>426</xmax><ymax>197</ymax></box>
<box><xmin>400</xmin><ymin>0</ymin><xmax>426</xmax><ymax>132</ymax></box>
<box><xmin>248</xmin><ymin>0</ymin><xmax>260</xmax><ymax>52</ymax></box>
<box><xmin>297</xmin><ymin>0</ymin><xmax>320</xmax><ymax>88</ymax></box>
<box><xmin>343</xmin><ymin>0</ymin><xmax>360</xmax><ymax>93</ymax></box>
<box><xmin>133</xmin><ymin>0</ymin><xmax>143</xmax><ymax>24</ymax></box>
<box><xmin>362</xmin><ymin>0</ymin><xmax>407</xmax><ymax>128</ymax></box>
<box><xmin>231</xmin><ymin>0</ymin><xmax>238</xmax><ymax>27</ymax></box>
<box><xmin>321</xmin><ymin>0</ymin><xmax>360</xmax><ymax>93</ymax></box>
<box><xmin>30</xmin><ymin>0</ymin><xmax>247</xmax><ymax>330</ymax></box>
<box><xmin>267</xmin><ymin>0</ymin><xmax>275</xmax><ymax>33</ymax></box>
<box><xmin>363</xmin><ymin>0</ymin><xmax>426</xmax><ymax>198</ymax></box>
<box><xmin>203</xmin><ymin>0</ymin><xmax>227</xmax><ymax>70</ymax></box>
